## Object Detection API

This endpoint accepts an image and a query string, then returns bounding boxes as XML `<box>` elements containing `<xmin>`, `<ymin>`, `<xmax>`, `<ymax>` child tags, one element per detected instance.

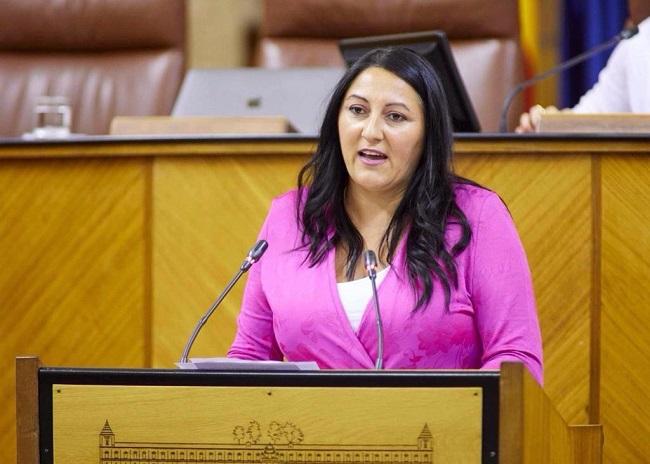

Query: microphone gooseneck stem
<box><xmin>498</xmin><ymin>26</ymin><xmax>638</xmax><ymax>133</ymax></box>
<box><xmin>370</xmin><ymin>273</ymin><xmax>384</xmax><ymax>370</ymax></box>
<box><xmin>179</xmin><ymin>268</ymin><xmax>245</xmax><ymax>364</ymax></box>
<box><xmin>363</xmin><ymin>249</ymin><xmax>384</xmax><ymax>370</ymax></box>
<box><xmin>179</xmin><ymin>239</ymin><xmax>268</xmax><ymax>364</ymax></box>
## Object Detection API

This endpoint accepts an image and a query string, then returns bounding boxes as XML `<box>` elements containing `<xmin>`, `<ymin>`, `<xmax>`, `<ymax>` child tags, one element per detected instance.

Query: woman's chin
<box><xmin>348</xmin><ymin>177</ymin><xmax>401</xmax><ymax>197</ymax></box>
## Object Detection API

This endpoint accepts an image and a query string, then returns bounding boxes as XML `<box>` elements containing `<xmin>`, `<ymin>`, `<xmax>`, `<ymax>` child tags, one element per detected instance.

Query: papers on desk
<box><xmin>109</xmin><ymin>115</ymin><xmax>294</xmax><ymax>136</ymax></box>
<box><xmin>537</xmin><ymin>113</ymin><xmax>650</xmax><ymax>133</ymax></box>
<box><xmin>176</xmin><ymin>357</ymin><xmax>320</xmax><ymax>371</ymax></box>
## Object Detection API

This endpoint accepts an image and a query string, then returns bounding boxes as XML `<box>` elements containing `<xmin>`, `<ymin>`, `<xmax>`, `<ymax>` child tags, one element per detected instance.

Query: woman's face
<box><xmin>338</xmin><ymin>66</ymin><xmax>425</xmax><ymax>198</ymax></box>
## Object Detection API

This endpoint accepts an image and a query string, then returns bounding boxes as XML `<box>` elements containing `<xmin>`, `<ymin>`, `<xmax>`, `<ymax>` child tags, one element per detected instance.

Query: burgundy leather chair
<box><xmin>254</xmin><ymin>0</ymin><xmax>524</xmax><ymax>132</ymax></box>
<box><xmin>0</xmin><ymin>0</ymin><xmax>185</xmax><ymax>137</ymax></box>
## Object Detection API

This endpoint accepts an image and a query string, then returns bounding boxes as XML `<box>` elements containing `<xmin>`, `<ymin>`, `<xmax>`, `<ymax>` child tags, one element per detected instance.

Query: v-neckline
<box><xmin>328</xmin><ymin>250</ymin><xmax>372</xmax><ymax>334</ymax></box>
<box><xmin>324</xmin><ymin>231</ymin><xmax>408</xmax><ymax>366</ymax></box>
<box><xmin>326</xmin><ymin>246</ymin><xmax>401</xmax><ymax>369</ymax></box>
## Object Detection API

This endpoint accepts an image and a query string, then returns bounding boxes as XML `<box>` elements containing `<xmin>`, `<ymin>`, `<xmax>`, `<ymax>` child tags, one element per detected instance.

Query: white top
<box><xmin>337</xmin><ymin>266</ymin><xmax>390</xmax><ymax>331</ymax></box>
<box><xmin>573</xmin><ymin>17</ymin><xmax>650</xmax><ymax>113</ymax></box>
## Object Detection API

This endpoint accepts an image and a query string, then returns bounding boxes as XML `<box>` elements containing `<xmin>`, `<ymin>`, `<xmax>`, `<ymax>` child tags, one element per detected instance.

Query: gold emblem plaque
<box><xmin>52</xmin><ymin>384</ymin><xmax>482</xmax><ymax>463</ymax></box>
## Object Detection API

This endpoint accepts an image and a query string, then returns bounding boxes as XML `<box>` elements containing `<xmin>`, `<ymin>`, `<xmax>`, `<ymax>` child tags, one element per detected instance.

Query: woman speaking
<box><xmin>228</xmin><ymin>47</ymin><xmax>543</xmax><ymax>384</ymax></box>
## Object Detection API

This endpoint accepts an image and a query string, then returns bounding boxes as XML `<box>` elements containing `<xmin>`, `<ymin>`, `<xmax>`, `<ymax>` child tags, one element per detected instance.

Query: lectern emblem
<box><xmin>99</xmin><ymin>419</ymin><xmax>434</xmax><ymax>463</ymax></box>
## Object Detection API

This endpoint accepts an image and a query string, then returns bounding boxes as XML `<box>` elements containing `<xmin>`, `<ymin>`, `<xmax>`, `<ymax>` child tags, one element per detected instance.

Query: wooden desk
<box><xmin>2</xmin><ymin>134</ymin><xmax>649</xmax><ymax>463</ymax></box>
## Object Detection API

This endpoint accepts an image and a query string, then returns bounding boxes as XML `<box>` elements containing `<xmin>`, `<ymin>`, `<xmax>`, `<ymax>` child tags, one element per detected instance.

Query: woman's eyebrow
<box><xmin>345</xmin><ymin>94</ymin><xmax>368</xmax><ymax>102</ymax></box>
<box><xmin>386</xmin><ymin>102</ymin><xmax>411</xmax><ymax>111</ymax></box>
<box><xmin>345</xmin><ymin>94</ymin><xmax>411</xmax><ymax>112</ymax></box>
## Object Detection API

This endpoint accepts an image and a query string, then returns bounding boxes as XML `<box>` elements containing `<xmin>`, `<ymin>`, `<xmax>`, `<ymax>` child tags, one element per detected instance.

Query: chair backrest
<box><xmin>254</xmin><ymin>0</ymin><xmax>524</xmax><ymax>132</ymax></box>
<box><xmin>0</xmin><ymin>0</ymin><xmax>185</xmax><ymax>137</ymax></box>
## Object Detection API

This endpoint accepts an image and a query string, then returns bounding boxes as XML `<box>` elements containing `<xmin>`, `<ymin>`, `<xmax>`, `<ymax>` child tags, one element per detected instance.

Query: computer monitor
<box><xmin>339</xmin><ymin>31</ymin><xmax>481</xmax><ymax>133</ymax></box>
<box><xmin>172</xmin><ymin>68</ymin><xmax>345</xmax><ymax>135</ymax></box>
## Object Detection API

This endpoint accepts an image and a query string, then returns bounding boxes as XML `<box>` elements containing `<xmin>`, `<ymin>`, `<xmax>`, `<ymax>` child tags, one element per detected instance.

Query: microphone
<box><xmin>364</xmin><ymin>250</ymin><xmax>384</xmax><ymax>369</ymax></box>
<box><xmin>499</xmin><ymin>24</ymin><xmax>640</xmax><ymax>133</ymax></box>
<box><xmin>179</xmin><ymin>239</ymin><xmax>269</xmax><ymax>364</ymax></box>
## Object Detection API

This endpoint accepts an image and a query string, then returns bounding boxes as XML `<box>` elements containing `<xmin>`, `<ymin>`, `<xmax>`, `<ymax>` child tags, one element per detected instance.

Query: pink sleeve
<box><xmin>227</xmin><ymin>209</ymin><xmax>283</xmax><ymax>361</ymax></box>
<box><xmin>471</xmin><ymin>193</ymin><xmax>544</xmax><ymax>384</ymax></box>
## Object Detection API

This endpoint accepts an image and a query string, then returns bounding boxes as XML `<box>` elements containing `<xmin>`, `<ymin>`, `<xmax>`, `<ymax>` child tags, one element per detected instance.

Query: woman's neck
<box><xmin>335</xmin><ymin>185</ymin><xmax>404</xmax><ymax>281</ymax></box>
<box><xmin>344</xmin><ymin>185</ymin><xmax>403</xmax><ymax>250</ymax></box>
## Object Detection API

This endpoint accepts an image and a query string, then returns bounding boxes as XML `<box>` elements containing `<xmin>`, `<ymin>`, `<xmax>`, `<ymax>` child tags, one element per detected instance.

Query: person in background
<box><xmin>228</xmin><ymin>47</ymin><xmax>543</xmax><ymax>384</ymax></box>
<box><xmin>516</xmin><ymin>10</ymin><xmax>650</xmax><ymax>133</ymax></box>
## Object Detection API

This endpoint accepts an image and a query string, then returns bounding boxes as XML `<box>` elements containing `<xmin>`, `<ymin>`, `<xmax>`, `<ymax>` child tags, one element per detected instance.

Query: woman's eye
<box><xmin>387</xmin><ymin>112</ymin><xmax>406</xmax><ymax>122</ymax></box>
<box><xmin>349</xmin><ymin>105</ymin><xmax>365</xmax><ymax>115</ymax></box>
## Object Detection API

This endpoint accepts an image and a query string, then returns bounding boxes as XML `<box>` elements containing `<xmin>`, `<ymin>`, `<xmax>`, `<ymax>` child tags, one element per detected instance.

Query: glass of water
<box><xmin>32</xmin><ymin>96</ymin><xmax>72</xmax><ymax>139</ymax></box>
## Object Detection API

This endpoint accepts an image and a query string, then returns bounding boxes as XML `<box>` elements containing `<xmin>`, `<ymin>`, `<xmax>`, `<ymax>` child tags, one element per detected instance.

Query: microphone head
<box><xmin>363</xmin><ymin>250</ymin><xmax>378</xmax><ymax>278</ymax></box>
<box><xmin>249</xmin><ymin>239</ymin><xmax>268</xmax><ymax>262</ymax></box>
<box><xmin>620</xmin><ymin>25</ymin><xmax>639</xmax><ymax>40</ymax></box>
<box><xmin>240</xmin><ymin>240</ymin><xmax>268</xmax><ymax>272</ymax></box>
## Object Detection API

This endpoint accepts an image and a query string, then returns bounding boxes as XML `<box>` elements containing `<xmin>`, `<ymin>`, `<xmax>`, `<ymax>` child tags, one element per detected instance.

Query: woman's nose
<box><xmin>361</xmin><ymin>114</ymin><xmax>383</xmax><ymax>142</ymax></box>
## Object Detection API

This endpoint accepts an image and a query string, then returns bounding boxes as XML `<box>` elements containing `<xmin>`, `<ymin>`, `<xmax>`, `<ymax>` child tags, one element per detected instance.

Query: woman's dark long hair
<box><xmin>297</xmin><ymin>47</ymin><xmax>473</xmax><ymax>310</ymax></box>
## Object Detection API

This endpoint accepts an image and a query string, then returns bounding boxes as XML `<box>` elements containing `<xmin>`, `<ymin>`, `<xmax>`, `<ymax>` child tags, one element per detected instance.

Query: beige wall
<box><xmin>188</xmin><ymin>0</ymin><xmax>262</xmax><ymax>68</ymax></box>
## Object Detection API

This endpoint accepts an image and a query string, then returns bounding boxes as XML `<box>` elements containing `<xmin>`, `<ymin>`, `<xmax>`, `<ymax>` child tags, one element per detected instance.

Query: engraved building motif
<box><xmin>99</xmin><ymin>420</ymin><xmax>434</xmax><ymax>463</ymax></box>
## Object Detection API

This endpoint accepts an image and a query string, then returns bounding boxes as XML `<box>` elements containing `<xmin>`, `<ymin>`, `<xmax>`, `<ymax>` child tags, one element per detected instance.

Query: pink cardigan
<box><xmin>228</xmin><ymin>185</ymin><xmax>543</xmax><ymax>384</ymax></box>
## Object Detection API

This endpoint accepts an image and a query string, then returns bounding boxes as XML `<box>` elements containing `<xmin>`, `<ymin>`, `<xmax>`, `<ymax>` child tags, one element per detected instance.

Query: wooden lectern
<box><xmin>16</xmin><ymin>357</ymin><xmax>601</xmax><ymax>464</ymax></box>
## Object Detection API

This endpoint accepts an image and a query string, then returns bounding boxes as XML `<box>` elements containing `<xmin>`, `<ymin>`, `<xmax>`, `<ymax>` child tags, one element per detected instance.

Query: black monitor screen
<box><xmin>339</xmin><ymin>31</ymin><xmax>481</xmax><ymax>133</ymax></box>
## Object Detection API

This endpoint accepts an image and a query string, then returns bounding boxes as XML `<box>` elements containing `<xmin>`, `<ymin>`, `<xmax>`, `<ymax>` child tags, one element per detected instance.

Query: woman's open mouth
<box><xmin>358</xmin><ymin>149</ymin><xmax>388</xmax><ymax>165</ymax></box>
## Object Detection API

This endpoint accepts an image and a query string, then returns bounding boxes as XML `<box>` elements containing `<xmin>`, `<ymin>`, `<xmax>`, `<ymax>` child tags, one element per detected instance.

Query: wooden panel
<box><xmin>569</xmin><ymin>425</ymin><xmax>603</xmax><ymax>464</ymax></box>
<box><xmin>456</xmin><ymin>154</ymin><xmax>593</xmax><ymax>426</ymax></box>
<box><xmin>152</xmin><ymin>149</ymin><xmax>594</xmax><ymax>426</ymax></box>
<box><xmin>601</xmin><ymin>155</ymin><xmax>650</xmax><ymax>463</ymax></box>
<box><xmin>53</xmin><ymin>384</ymin><xmax>481</xmax><ymax>463</ymax></box>
<box><xmin>0</xmin><ymin>159</ymin><xmax>148</xmax><ymax>464</ymax></box>
<box><xmin>152</xmin><ymin>154</ymin><xmax>306</xmax><ymax>366</ymax></box>
<box><xmin>3</xmin><ymin>135</ymin><xmax>650</xmax><ymax>464</ymax></box>
<box><xmin>15</xmin><ymin>357</ymin><xmax>40</xmax><ymax>464</ymax></box>
<box><xmin>499</xmin><ymin>362</ymin><xmax>601</xmax><ymax>464</ymax></box>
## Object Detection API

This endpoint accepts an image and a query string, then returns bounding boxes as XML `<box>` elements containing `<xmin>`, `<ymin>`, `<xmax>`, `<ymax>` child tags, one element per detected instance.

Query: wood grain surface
<box><xmin>2</xmin><ymin>136</ymin><xmax>649</xmax><ymax>464</ymax></box>
<box><xmin>499</xmin><ymin>362</ymin><xmax>602</xmax><ymax>464</ymax></box>
<box><xmin>152</xmin><ymin>154</ymin><xmax>305</xmax><ymax>365</ymax></box>
<box><xmin>601</xmin><ymin>155</ymin><xmax>650</xmax><ymax>463</ymax></box>
<box><xmin>1</xmin><ymin>157</ymin><xmax>149</xmax><ymax>462</ymax></box>
<box><xmin>456</xmin><ymin>153</ymin><xmax>593</xmax><ymax>427</ymax></box>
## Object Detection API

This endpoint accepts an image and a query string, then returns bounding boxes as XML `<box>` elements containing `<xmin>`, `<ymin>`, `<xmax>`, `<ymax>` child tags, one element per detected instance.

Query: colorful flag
<box><xmin>560</xmin><ymin>0</ymin><xmax>628</xmax><ymax>107</ymax></box>
<box><xmin>519</xmin><ymin>0</ymin><xmax>541</xmax><ymax>106</ymax></box>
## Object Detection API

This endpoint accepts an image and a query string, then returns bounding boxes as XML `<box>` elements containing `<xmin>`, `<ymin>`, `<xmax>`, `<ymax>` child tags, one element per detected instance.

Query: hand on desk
<box><xmin>516</xmin><ymin>105</ymin><xmax>566</xmax><ymax>133</ymax></box>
